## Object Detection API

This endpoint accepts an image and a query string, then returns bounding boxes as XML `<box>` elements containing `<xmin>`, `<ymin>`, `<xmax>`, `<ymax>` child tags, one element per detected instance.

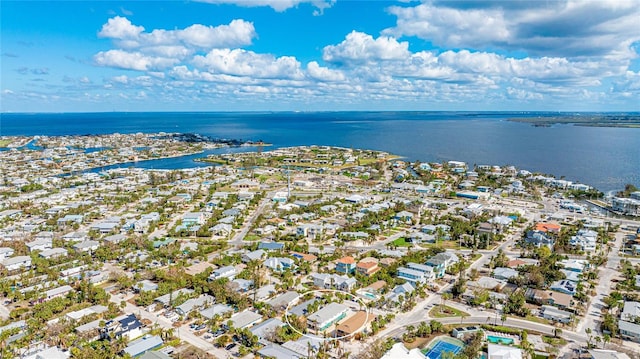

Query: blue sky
<box><xmin>2</xmin><ymin>0</ymin><xmax>640</xmax><ymax>112</ymax></box>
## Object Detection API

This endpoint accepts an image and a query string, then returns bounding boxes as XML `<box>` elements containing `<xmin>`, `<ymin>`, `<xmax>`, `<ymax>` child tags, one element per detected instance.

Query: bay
<box><xmin>1</xmin><ymin>111</ymin><xmax>638</xmax><ymax>192</ymax></box>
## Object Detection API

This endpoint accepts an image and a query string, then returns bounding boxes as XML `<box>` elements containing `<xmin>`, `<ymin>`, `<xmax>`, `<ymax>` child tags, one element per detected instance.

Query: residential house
<box><xmin>250</xmin><ymin>318</ymin><xmax>285</xmax><ymax>343</ymax></box>
<box><xmin>335</xmin><ymin>256</ymin><xmax>356</xmax><ymax>274</ymax></box>
<box><xmin>336</xmin><ymin>311</ymin><xmax>375</xmax><ymax>340</ymax></box>
<box><xmin>540</xmin><ymin>305</ymin><xmax>572</xmax><ymax>323</ymax></box>
<box><xmin>550</xmin><ymin>280</ymin><xmax>577</xmax><ymax>296</ymax></box>
<box><xmin>621</xmin><ymin>301</ymin><xmax>640</xmax><ymax>322</ymax></box>
<box><xmin>101</xmin><ymin>314</ymin><xmax>145</xmax><ymax>341</ymax></box>
<box><xmin>426</xmin><ymin>252</ymin><xmax>459</xmax><ymax>278</ymax></box>
<box><xmin>488</xmin><ymin>344</ymin><xmax>522</xmax><ymax>359</ymax></box>
<box><xmin>0</xmin><ymin>247</ymin><xmax>15</xmax><ymax>261</ymax></box>
<box><xmin>619</xmin><ymin>320</ymin><xmax>640</xmax><ymax>343</ymax></box>
<box><xmin>356</xmin><ymin>259</ymin><xmax>380</xmax><ymax>277</ymax></box>
<box><xmin>39</xmin><ymin>248</ymin><xmax>68</xmax><ymax>259</ymax></box>
<box><xmin>1</xmin><ymin>256</ymin><xmax>32</xmax><ymax>271</ymax></box>
<box><xmin>73</xmin><ymin>240</ymin><xmax>100</xmax><ymax>252</ymax></box>
<box><xmin>209</xmin><ymin>265</ymin><xmax>237</xmax><ymax>281</ymax></box>
<box><xmin>134</xmin><ymin>280</ymin><xmax>158</xmax><ymax>293</ymax></box>
<box><xmin>44</xmin><ymin>285</ymin><xmax>74</xmax><ymax>302</ymax></box>
<box><xmin>311</xmin><ymin>273</ymin><xmax>356</xmax><ymax>291</ymax></box>
<box><xmin>199</xmin><ymin>304</ymin><xmax>233</xmax><ymax>320</ymax></box>
<box><xmin>264</xmin><ymin>257</ymin><xmax>296</xmax><ymax>272</ymax></box>
<box><xmin>176</xmin><ymin>294</ymin><xmax>214</xmax><ymax>316</ymax></box>
<box><xmin>26</xmin><ymin>238</ymin><xmax>53</xmax><ymax>252</ymax></box>
<box><xmin>266</xmin><ymin>291</ymin><xmax>301</xmax><ymax>312</ymax></box>
<box><xmin>524</xmin><ymin>230</ymin><xmax>555</xmax><ymax>249</ymax></box>
<box><xmin>589</xmin><ymin>350</ymin><xmax>631</xmax><ymax>359</ymax></box>
<box><xmin>122</xmin><ymin>335</ymin><xmax>163</xmax><ymax>358</ymax></box>
<box><xmin>230</xmin><ymin>310</ymin><xmax>263</xmax><ymax>330</ymax></box>
<box><xmin>153</xmin><ymin>289</ymin><xmax>194</xmax><ymax>308</ymax></box>
<box><xmin>257</xmin><ymin>343</ymin><xmax>303</xmax><ymax>359</ymax></box>
<box><xmin>525</xmin><ymin>289</ymin><xmax>573</xmax><ymax>309</ymax></box>
<box><xmin>385</xmin><ymin>283</ymin><xmax>415</xmax><ymax>304</ymax></box>
<box><xmin>307</xmin><ymin>303</ymin><xmax>348</xmax><ymax>332</ymax></box>
<box><xmin>258</xmin><ymin>242</ymin><xmax>285</xmax><ymax>251</ymax></box>
<box><xmin>242</xmin><ymin>249</ymin><xmax>266</xmax><ymax>263</ymax></box>
<box><xmin>381</xmin><ymin>343</ymin><xmax>425</xmax><ymax>359</ymax></box>
<box><xmin>492</xmin><ymin>267</ymin><xmax>519</xmax><ymax>281</ymax></box>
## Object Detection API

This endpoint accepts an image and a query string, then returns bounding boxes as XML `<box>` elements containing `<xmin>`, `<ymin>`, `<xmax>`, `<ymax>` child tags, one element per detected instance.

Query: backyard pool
<box><xmin>423</xmin><ymin>337</ymin><xmax>464</xmax><ymax>359</ymax></box>
<box><xmin>487</xmin><ymin>335</ymin><xmax>515</xmax><ymax>345</ymax></box>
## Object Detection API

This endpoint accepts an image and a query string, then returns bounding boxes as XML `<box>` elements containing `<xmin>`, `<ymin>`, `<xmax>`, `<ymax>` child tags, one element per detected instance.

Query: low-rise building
<box><xmin>307</xmin><ymin>302</ymin><xmax>348</xmax><ymax>332</ymax></box>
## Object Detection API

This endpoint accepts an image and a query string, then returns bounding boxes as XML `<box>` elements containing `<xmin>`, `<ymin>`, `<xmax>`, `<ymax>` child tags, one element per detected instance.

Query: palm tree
<box><xmin>500</xmin><ymin>313</ymin><xmax>507</xmax><ymax>326</ymax></box>
<box><xmin>603</xmin><ymin>334</ymin><xmax>610</xmax><ymax>349</ymax></box>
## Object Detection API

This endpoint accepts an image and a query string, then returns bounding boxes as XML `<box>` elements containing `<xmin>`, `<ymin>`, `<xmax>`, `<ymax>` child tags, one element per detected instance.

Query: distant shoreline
<box><xmin>508</xmin><ymin>115</ymin><xmax>640</xmax><ymax>128</ymax></box>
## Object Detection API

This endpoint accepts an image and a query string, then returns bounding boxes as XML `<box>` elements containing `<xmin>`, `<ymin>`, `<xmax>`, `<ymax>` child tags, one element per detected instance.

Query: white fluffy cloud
<box><xmin>306</xmin><ymin>61</ymin><xmax>344</xmax><ymax>82</ymax></box>
<box><xmin>323</xmin><ymin>31</ymin><xmax>410</xmax><ymax>64</ymax></box>
<box><xmin>386</xmin><ymin>1</ymin><xmax>640</xmax><ymax>59</ymax></box>
<box><xmin>193</xmin><ymin>49</ymin><xmax>304</xmax><ymax>79</ymax></box>
<box><xmin>99</xmin><ymin>17</ymin><xmax>256</xmax><ymax>50</ymax></box>
<box><xmin>94</xmin><ymin>50</ymin><xmax>180</xmax><ymax>71</ymax></box>
<box><xmin>194</xmin><ymin>0</ymin><xmax>334</xmax><ymax>13</ymax></box>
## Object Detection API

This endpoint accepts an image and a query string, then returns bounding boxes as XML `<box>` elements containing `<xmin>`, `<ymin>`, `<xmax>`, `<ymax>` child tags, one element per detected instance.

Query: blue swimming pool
<box><xmin>423</xmin><ymin>338</ymin><xmax>464</xmax><ymax>359</ymax></box>
<box><xmin>487</xmin><ymin>335</ymin><xmax>514</xmax><ymax>345</ymax></box>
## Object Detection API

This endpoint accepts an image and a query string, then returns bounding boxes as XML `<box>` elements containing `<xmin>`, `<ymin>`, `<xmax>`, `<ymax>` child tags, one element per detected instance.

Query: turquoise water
<box><xmin>487</xmin><ymin>335</ymin><xmax>514</xmax><ymax>345</ymax></box>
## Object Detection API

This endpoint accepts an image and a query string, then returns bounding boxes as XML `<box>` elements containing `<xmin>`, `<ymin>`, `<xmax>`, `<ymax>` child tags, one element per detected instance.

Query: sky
<box><xmin>1</xmin><ymin>0</ymin><xmax>640</xmax><ymax>112</ymax></box>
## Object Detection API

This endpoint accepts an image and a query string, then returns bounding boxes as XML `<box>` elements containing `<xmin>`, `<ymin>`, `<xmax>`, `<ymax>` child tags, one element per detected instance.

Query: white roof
<box><xmin>381</xmin><ymin>343</ymin><xmax>424</xmax><ymax>359</ymax></box>
<box><xmin>488</xmin><ymin>344</ymin><xmax>522</xmax><ymax>359</ymax></box>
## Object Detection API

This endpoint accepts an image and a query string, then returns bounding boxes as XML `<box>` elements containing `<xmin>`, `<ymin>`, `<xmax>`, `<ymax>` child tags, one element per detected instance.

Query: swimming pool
<box><xmin>423</xmin><ymin>337</ymin><xmax>464</xmax><ymax>359</ymax></box>
<box><xmin>487</xmin><ymin>335</ymin><xmax>514</xmax><ymax>345</ymax></box>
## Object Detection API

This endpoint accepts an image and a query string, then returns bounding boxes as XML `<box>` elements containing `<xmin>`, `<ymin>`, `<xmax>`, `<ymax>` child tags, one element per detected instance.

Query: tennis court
<box><xmin>423</xmin><ymin>338</ymin><xmax>464</xmax><ymax>359</ymax></box>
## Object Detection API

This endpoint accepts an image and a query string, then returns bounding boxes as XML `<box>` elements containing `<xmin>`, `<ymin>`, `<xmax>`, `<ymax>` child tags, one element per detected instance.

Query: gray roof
<box><xmin>250</xmin><ymin>318</ymin><xmax>284</xmax><ymax>339</ymax></box>
<box><xmin>266</xmin><ymin>291</ymin><xmax>300</xmax><ymax>309</ymax></box>
<box><xmin>230</xmin><ymin>310</ymin><xmax>263</xmax><ymax>329</ymax></box>
<box><xmin>307</xmin><ymin>302</ymin><xmax>348</xmax><ymax>325</ymax></box>
<box><xmin>139</xmin><ymin>352</ymin><xmax>173</xmax><ymax>359</ymax></box>
<box><xmin>620</xmin><ymin>320</ymin><xmax>640</xmax><ymax>335</ymax></box>
<box><xmin>199</xmin><ymin>304</ymin><xmax>233</xmax><ymax>320</ymax></box>
<box><xmin>122</xmin><ymin>335</ymin><xmax>163</xmax><ymax>357</ymax></box>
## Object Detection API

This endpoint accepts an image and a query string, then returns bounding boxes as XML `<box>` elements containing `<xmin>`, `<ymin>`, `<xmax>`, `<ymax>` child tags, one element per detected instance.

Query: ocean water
<box><xmin>1</xmin><ymin>112</ymin><xmax>639</xmax><ymax>192</ymax></box>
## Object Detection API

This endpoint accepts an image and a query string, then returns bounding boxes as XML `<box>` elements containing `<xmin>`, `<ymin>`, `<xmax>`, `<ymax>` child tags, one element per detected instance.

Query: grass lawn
<box><xmin>403</xmin><ymin>336</ymin><xmax>431</xmax><ymax>349</ymax></box>
<box><xmin>244</xmin><ymin>234</ymin><xmax>261</xmax><ymax>241</ymax></box>
<box><xmin>429</xmin><ymin>305</ymin><xmax>469</xmax><ymax>318</ymax></box>
<box><xmin>542</xmin><ymin>336</ymin><xmax>567</xmax><ymax>346</ymax></box>
<box><xmin>524</xmin><ymin>315</ymin><xmax>552</xmax><ymax>325</ymax></box>
<box><xmin>392</xmin><ymin>237</ymin><xmax>413</xmax><ymax>247</ymax></box>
